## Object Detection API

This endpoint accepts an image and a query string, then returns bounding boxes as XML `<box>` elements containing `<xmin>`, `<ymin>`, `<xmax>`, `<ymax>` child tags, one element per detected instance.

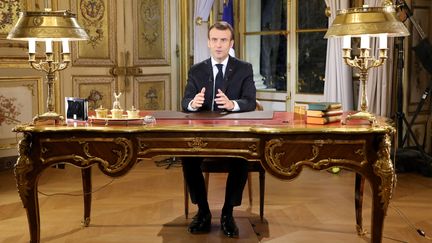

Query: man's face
<box><xmin>208</xmin><ymin>28</ymin><xmax>234</xmax><ymax>63</ymax></box>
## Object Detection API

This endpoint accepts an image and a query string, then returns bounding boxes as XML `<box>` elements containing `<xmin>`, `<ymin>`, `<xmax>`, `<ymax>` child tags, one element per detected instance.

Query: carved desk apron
<box><xmin>13</xmin><ymin>112</ymin><xmax>395</xmax><ymax>243</ymax></box>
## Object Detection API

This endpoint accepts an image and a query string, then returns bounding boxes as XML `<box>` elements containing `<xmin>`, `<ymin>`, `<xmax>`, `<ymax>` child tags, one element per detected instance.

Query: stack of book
<box><xmin>306</xmin><ymin>102</ymin><xmax>343</xmax><ymax>124</ymax></box>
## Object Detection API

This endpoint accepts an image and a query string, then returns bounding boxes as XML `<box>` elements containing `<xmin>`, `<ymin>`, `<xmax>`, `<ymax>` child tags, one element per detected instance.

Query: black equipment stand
<box><xmin>394</xmin><ymin>0</ymin><xmax>432</xmax><ymax>176</ymax></box>
<box><xmin>155</xmin><ymin>157</ymin><xmax>182</xmax><ymax>169</ymax></box>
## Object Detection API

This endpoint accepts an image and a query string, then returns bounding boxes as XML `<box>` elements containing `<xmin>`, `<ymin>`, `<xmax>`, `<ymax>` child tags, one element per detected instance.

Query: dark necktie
<box><xmin>214</xmin><ymin>64</ymin><xmax>224</xmax><ymax>111</ymax></box>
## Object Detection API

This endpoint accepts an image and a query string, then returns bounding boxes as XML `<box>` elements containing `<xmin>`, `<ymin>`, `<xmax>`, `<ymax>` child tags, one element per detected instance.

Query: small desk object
<box><xmin>13</xmin><ymin>111</ymin><xmax>395</xmax><ymax>243</ymax></box>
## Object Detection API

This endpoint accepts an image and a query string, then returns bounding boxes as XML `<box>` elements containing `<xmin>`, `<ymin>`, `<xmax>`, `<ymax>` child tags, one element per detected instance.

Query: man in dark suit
<box><xmin>181</xmin><ymin>21</ymin><xmax>256</xmax><ymax>238</ymax></box>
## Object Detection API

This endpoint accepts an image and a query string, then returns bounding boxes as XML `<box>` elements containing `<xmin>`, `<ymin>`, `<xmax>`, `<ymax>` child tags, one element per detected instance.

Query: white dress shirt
<box><xmin>188</xmin><ymin>56</ymin><xmax>239</xmax><ymax>111</ymax></box>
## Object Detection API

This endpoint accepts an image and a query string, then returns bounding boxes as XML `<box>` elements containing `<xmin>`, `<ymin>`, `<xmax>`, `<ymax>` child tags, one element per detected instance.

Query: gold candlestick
<box><xmin>324</xmin><ymin>4</ymin><xmax>409</xmax><ymax>126</ymax></box>
<box><xmin>29</xmin><ymin>52</ymin><xmax>71</xmax><ymax>123</ymax></box>
<box><xmin>7</xmin><ymin>10</ymin><xmax>88</xmax><ymax>124</ymax></box>
<box><xmin>342</xmin><ymin>47</ymin><xmax>388</xmax><ymax>124</ymax></box>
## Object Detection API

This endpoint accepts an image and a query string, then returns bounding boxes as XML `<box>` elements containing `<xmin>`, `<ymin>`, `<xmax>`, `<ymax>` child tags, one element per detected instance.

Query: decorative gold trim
<box><xmin>325</xmin><ymin>7</ymin><xmax>331</xmax><ymax>17</ymax></box>
<box><xmin>71</xmin><ymin>0</ymin><xmax>117</xmax><ymax>66</ymax></box>
<box><xmin>195</xmin><ymin>16</ymin><xmax>207</xmax><ymax>26</ymax></box>
<box><xmin>133</xmin><ymin>0</ymin><xmax>170</xmax><ymax>66</ymax></box>
<box><xmin>244</xmin><ymin>30</ymin><xmax>289</xmax><ymax>36</ymax></box>
<box><xmin>133</xmin><ymin>74</ymin><xmax>171</xmax><ymax>111</ymax></box>
<box><xmin>0</xmin><ymin>77</ymin><xmax>43</xmax><ymax>150</ymax></box>
<box><xmin>81</xmin><ymin>217</ymin><xmax>91</xmax><ymax>227</ymax></box>
<box><xmin>0</xmin><ymin>1</ymin><xmax>30</xmax><ymax>65</ymax></box>
<box><xmin>296</xmin><ymin>28</ymin><xmax>327</xmax><ymax>33</ymax></box>
<box><xmin>264</xmin><ymin>138</ymin><xmax>368</xmax><ymax>178</ymax></box>
<box><xmin>72</xmin><ymin>75</ymin><xmax>116</xmax><ymax>111</ymax></box>
<box><xmin>0</xmin><ymin>143</ymin><xmax>17</xmax><ymax>150</ymax></box>
<box><xmin>187</xmin><ymin>137</ymin><xmax>208</xmax><ymax>150</ymax></box>
<box><xmin>179</xmin><ymin>0</ymin><xmax>190</xmax><ymax>108</ymax></box>
<box><xmin>14</xmin><ymin>133</ymin><xmax>33</xmax><ymax>207</ymax></box>
<box><xmin>40</xmin><ymin>137</ymin><xmax>134</xmax><ymax>174</ymax></box>
<box><xmin>138</xmin><ymin>137</ymin><xmax>260</xmax><ymax>158</ymax></box>
<box><xmin>373</xmin><ymin>132</ymin><xmax>395</xmax><ymax>212</ymax></box>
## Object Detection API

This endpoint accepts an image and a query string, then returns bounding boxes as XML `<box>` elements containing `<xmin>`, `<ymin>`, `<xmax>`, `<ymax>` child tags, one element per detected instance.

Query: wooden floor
<box><xmin>1</xmin><ymin>158</ymin><xmax>432</xmax><ymax>243</ymax></box>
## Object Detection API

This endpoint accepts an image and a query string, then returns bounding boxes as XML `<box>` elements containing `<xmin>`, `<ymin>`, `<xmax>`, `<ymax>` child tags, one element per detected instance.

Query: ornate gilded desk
<box><xmin>13</xmin><ymin>112</ymin><xmax>395</xmax><ymax>243</ymax></box>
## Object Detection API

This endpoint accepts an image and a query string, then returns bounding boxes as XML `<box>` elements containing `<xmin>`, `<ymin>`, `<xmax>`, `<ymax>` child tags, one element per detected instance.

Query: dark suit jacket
<box><xmin>181</xmin><ymin>56</ymin><xmax>256</xmax><ymax>112</ymax></box>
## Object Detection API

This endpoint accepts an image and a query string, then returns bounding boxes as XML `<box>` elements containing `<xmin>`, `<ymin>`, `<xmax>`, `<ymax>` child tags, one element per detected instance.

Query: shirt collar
<box><xmin>211</xmin><ymin>56</ymin><xmax>229</xmax><ymax>67</ymax></box>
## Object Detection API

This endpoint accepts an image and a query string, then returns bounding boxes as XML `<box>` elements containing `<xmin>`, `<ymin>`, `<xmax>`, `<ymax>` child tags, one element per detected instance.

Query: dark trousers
<box><xmin>182</xmin><ymin>157</ymin><xmax>248</xmax><ymax>207</ymax></box>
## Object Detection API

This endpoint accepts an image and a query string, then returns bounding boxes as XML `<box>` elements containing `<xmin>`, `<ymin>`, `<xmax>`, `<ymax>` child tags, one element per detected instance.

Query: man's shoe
<box><xmin>188</xmin><ymin>212</ymin><xmax>211</xmax><ymax>234</ymax></box>
<box><xmin>220</xmin><ymin>214</ymin><xmax>239</xmax><ymax>238</ymax></box>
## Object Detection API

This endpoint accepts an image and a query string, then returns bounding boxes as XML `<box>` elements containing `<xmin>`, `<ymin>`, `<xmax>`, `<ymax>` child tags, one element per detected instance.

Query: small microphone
<box><xmin>210</xmin><ymin>75</ymin><xmax>216</xmax><ymax>111</ymax></box>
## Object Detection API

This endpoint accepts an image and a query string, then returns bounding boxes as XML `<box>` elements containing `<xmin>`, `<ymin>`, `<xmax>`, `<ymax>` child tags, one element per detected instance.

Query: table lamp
<box><xmin>7</xmin><ymin>9</ymin><xmax>88</xmax><ymax>124</ymax></box>
<box><xmin>324</xmin><ymin>2</ymin><xmax>409</xmax><ymax>124</ymax></box>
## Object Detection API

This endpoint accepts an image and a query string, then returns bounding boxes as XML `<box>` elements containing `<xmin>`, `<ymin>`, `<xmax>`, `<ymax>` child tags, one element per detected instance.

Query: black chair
<box><xmin>183</xmin><ymin>101</ymin><xmax>265</xmax><ymax>222</ymax></box>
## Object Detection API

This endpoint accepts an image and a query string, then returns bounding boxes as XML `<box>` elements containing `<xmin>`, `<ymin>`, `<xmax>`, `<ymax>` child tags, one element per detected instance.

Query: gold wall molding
<box><xmin>72</xmin><ymin>75</ymin><xmax>116</xmax><ymax>110</ymax></box>
<box><xmin>0</xmin><ymin>0</ymin><xmax>29</xmax><ymax>65</ymax></box>
<box><xmin>133</xmin><ymin>74</ymin><xmax>171</xmax><ymax>110</ymax></box>
<box><xmin>133</xmin><ymin>0</ymin><xmax>170</xmax><ymax>66</ymax></box>
<box><xmin>71</xmin><ymin>0</ymin><xmax>117</xmax><ymax>66</ymax></box>
<box><xmin>0</xmin><ymin>77</ymin><xmax>42</xmax><ymax>151</ymax></box>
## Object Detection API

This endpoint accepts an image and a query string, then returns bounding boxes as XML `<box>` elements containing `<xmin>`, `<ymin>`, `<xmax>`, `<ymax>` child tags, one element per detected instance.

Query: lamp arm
<box><xmin>29</xmin><ymin>61</ymin><xmax>44</xmax><ymax>72</ymax></box>
<box><xmin>344</xmin><ymin>57</ymin><xmax>360</xmax><ymax>69</ymax></box>
<box><xmin>58</xmin><ymin>61</ymin><xmax>70</xmax><ymax>71</ymax></box>
<box><xmin>371</xmin><ymin>58</ymin><xmax>386</xmax><ymax>68</ymax></box>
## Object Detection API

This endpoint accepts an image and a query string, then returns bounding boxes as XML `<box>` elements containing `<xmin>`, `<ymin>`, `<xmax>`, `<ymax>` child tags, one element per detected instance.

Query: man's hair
<box><xmin>208</xmin><ymin>21</ymin><xmax>234</xmax><ymax>40</ymax></box>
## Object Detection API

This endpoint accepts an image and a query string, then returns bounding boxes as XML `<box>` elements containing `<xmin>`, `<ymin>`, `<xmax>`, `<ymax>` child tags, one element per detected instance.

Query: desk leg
<box><xmin>23</xmin><ymin>183</ymin><xmax>40</xmax><ymax>243</ymax></box>
<box><xmin>370</xmin><ymin>133</ymin><xmax>395</xmax><ymax>243</ymax></box>
<box><xmin>371</xmin><ymin>183</ymin><xmax>388</xmax><ymax>243</ymax></box>
<box><xmin>81</xmin><ymin>167</ymin><xmax>92</xmax><ymax>227</ymax></box>
<box><xmin>354</xmin><ymin>173</ymin><xmax>365</xmax><ymax>235</ymax></box>
<box><xmin>15</xmin><ymin>134</ymin><xmax>40</xmax><ymax>243</ymax></box>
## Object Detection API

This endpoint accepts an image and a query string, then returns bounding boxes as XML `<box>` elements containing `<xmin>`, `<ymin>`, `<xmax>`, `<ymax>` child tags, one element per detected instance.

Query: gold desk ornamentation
<box><xmin>11</xmin><ymin>112</ymin><xmax>395</xmax><ymax>243</ymax></box>
<box><xmin>373</xmin><ymin>132</ymin><xmax>396</xmax><ymax>212</ymax></box>
<box><xmin>15</xmin><ymin>133</ymin><xmax>33</xmax><ymax>207</ymax></box>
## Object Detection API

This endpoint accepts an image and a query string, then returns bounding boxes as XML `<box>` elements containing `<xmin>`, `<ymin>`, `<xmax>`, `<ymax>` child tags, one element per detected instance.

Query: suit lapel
<box><xmin>223</xmin><ymin>56</ymin><xmax>236</xmax><ymax>92</ymax></box>
<box><xmin>204</xmin><ymin>58</ymin><xmax>213</xmax><ymax>80</ymax></box>
<box><xmin>203</xmin><ymin>58</ymin><xmax>216</xmax><ymax>110</ymax></box>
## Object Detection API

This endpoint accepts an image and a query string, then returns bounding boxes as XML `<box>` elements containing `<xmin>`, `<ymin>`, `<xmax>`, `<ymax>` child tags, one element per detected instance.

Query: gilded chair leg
<box><xmin>81</xmin><ymin>167</ymin><xmax>92</xmax><ymax>227</ymax></box>
<box><xmin>355</xmin><ymin>173</ymin><xmax>365</xmax><ymax>235</ymax></box>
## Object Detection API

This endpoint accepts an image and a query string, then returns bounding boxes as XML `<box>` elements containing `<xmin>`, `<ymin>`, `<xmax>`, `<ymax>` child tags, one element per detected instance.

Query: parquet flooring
<box><xmin>1</xmin><ymin>158</ymin><xmax>432</xmax><ymax>242</ymax></box>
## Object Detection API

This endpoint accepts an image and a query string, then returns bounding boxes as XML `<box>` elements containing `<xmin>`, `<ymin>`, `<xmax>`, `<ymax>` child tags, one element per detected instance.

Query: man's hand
<box><xmin>215</xmin><ymin>89</ymin><xmax>235</xmax><ymax>110</ymax></box>
<box><xmin>191</xmin><ymin>87</ymin><xmax>206</xmax><ymax>109</ymax></box>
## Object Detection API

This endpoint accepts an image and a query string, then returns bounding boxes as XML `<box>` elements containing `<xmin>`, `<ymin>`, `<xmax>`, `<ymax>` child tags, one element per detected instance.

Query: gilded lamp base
<box><xmin>33</xmin><ymin>112</ymin><xmax>64</xmax><ymax>125</ymax></box>
<box><xmin>342</xmin><ymin>111</ymin><xmax>376</xmax><ymax>125</ymax></box>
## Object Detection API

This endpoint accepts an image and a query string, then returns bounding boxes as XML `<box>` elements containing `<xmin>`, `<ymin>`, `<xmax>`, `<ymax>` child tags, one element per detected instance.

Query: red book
<box><xmin>306</xmin><ymin>109</ymin><xmax>343</xmax><ymax>117</ymax></box>
<box><xmin>306</xmin><ymin>115</ymin><xmax>341</xmax><ymax>124</ymax></box>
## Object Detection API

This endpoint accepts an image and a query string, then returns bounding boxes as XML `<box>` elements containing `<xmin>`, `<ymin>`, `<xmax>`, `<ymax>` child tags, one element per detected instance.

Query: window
<box><xmin>296</xmin><ymin>1</ymin><xmax>328</xmax><ymax>94</ymax></box>
<box><xmin>242</xmin><ymin>0</ymin><xmax>328</xmax><ymax>95</ymax></box>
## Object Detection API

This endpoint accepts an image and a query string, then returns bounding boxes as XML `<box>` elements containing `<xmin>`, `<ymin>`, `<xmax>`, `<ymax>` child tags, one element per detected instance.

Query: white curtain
<box><xmin>194</xmin><ymin>0</ymin><xmax>215</xmax><ymax>64</ymax></box>
<box><xmin>324</xmin><ymin>0</ymin><xmax>353</xmax><ymax>111</ymax></box>
<box><xmin>364</xmin><ymin>0</ymin><xmax>395</xmax><ymax>117</ymax></box>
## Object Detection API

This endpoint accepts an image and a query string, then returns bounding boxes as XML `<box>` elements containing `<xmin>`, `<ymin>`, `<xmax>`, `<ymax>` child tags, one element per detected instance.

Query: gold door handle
<box><xmin>109</xmin><ymin>51</ymin><xmax>142</xmax><ymax>92</ymax></box>
<box><xmin>126</xmin><ymin>66</ymin><xmax>142</xmax><ymax>76</ymax></box>
<box><xmin>109</xmin><ymin>66</ymin><xmax>126</xmax><ymax>76</ymax></box>
<box><xmin>109</xmin><ymin>66</ymin><xmax>141</xmax><ymax>76</ymax></box>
